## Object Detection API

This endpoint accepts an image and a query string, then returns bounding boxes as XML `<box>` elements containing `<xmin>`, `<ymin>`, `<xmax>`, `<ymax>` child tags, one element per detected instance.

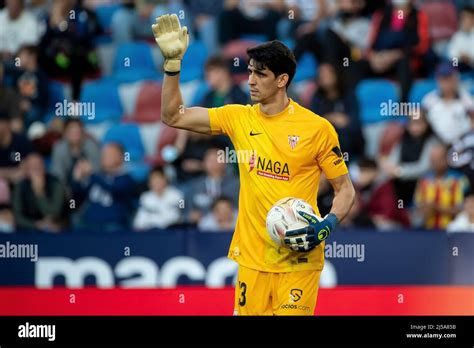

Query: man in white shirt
<box><xmin>448</xmin><ymin>6</ymin><xmax>474</xmax><ymax>70</ymax></box>
<box><xmin>447</xmin><ymin>191</ymin><xmax>474</xmax><ymax>233</ymax></box>
<box><xmin>0</xmin><ymin>0</ymin><xmax>41</xmax><ymax>60</ymax></box>
<box><xmin>421</xmin><ymin>62</ymin><xmax>473</xmax><ymax>145</ymax></box>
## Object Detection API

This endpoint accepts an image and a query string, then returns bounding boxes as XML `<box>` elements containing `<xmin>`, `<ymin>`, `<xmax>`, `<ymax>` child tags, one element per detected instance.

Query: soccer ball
<box><xmin>266</xmin><ymin>197</ymin><xmax>321</xmax><ymax>247</ymax></box>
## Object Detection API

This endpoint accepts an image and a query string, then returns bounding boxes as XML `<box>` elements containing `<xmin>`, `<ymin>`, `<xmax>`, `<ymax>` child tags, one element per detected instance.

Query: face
<box><xmin>205</xmin><ymin>66</ymin><xmax>230</xmax><ymax>90</ymax></box>
<box><xmin>149</xmin><ymin>171</ymin><xmax>167</xmax><ymax>193</ymax></box>
<box><xmin>26</xmin><ymin>154</ymin><xmax>45</xmax><ymax>178</ymax></box>
<box><xmin>318</xmin><ymin>63</ymin><xmax>337</xmax><ymax>89</ymax></box>
<box><xmin>213</xmin><ymin>200</ymin><xmax>234</xmax><ymax>224</ymax></box>
<box><xmin>437</xmin><ymin>74</ymin><xmax>458</xmax><ymax>96</ymax></box>
<box><xmin>101</xmin><ymin>144</ymin><xmax>123</xmax><ymax>172</ymax></box>
<box><xmin>204</xmin><ymin>149</ymin><xmax>225</xmax><ymax>177</ymax></box>
<box><xmin>407</xmin><ymin>116</ymin><xmax>428</xmax><ymax>138</ymax></box>
<box><xmin>460</xmin><ymin>10</ymin><xmax>474</xmax><ymax>31</ymax></box>
<box><xmin>247</xmin><ymin>59</ymin><xmax>287</xmax><ymax>103</ymax></box>
<box><xmin>465</xmin><ymin>196</ymin><xmax>474</xmax><ymax>215</ymax></box>
<box><xmin>0</xmin><ymin>120</ymin><xmax>10</xmax><ymax>136</ymax></box>
<box><xmin>429</xmin><ymin>145</ymin><xmax>448</xmax><ymax>174</ymax></box>
<box><xmin>64</xmin><ymin>122</ymin><xmax>83</xmax><ymax>145</ymax></box>
<box><xmin>6</xmin><ymin>0</ymin><xmax>22</xmax><ymax>19</ymax></box>
<box><xmin>392</xmin><ymin>0</ymin><xmax>411</xmax><ymax>8</ymax></box>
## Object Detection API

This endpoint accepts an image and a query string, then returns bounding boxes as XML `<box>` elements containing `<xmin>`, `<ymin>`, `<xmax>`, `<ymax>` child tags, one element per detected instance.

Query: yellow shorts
<box><xmin>233</xmin><ymin>265</ymin><xmax>321</xmax><ymax>316</ymax></box>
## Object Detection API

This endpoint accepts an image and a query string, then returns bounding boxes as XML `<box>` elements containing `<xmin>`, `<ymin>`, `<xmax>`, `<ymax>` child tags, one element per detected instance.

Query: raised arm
<box><xmin>153</xmin><ymin>14</ymin><xmax>211</xmax><ymax>134</ymax></box>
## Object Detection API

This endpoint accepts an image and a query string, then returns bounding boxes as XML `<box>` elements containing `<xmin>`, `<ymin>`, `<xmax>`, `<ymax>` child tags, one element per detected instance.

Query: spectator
<box><xmin>172</xmin><ymin>131</ymin><xmax>225</xmax><ymax>183</ymax></box>
<box><xmin>364</xmin><ymin>0</ymin><xmax>430</xmax><ymax>102</ymax></box>
<box><xmin>133</xmin><ymin>166</ymin><xmax>183</xmax><ymax>230</ymax></box>
<box><xmin>310</xmin><ymin>62</ymin><xmax>364</xmax><ymax>158</ymax></box>
<box><xmin>71</xmin><ymin>143</ymin><xmax>136</xmax><ymax>232</ymax></box>
<box><xmin>422</xmin><ymin>62</ymin><xmax>473</xmax><ymax>145</ymax></box>
<box><xmin>0</xmin><ymin>63</ymin><xmax>22</xmax><ymax>132</ymax></box>
<box><xmin>0</xmin><ymin>111</ymin><xmax>33</xmax><ymax>184</ymax></box>
<box><xmin>447</xmin><ymin>5</ymin><xmax>474</xmax><ymax>71</ymax></box>
<box><xmin>111</xmin><ymin>0</ymin><xmax>193</xmax><ymax>44</ymax></box>
<box><xmin>447</xmin><ymin>190</ymin><xmax>474</xmax><ymax>233</ymax></box>
<box><xmin>355</xmin><ymin>157</ymin><xmax>410</xmax><ymax>230</ymax></box>
<box><xmin>448</xmin><ymin>112</ymin><xmax>474</xmax><ymax>189</ymax></box>
<box><xmin>0</xmin><ymin>0</ymin><xmax>41</xmax><ymax>61</ymax></box>
<box><xmin>339</xmin><ymin>195</ymin><xmax>375</xmax><ymax>228</ymax></box>
<box><xmin>185</xmin><ymin>148</ymin><xmax>239</xmax><ymax>223</ymax></box>
<box><xmin>12</xmin><ymin>152</ymin><xmax>66</xmax><ymax>232</ymax></box>
<box><xmin>279</xmin><ymin>0</ymin><xmax>331</xmax><ymax>40</ymax></box>
<box><xmin>198</xmin><ymin>196</ymin><xmax>237</xmax><ymax>231</ymax></box>
<box><xmin>51</xmin><ymin>118</ymin><xmax>100</xmax><ymax>185</ymax></box>
<box><xmin>414</xmin><ymin>144</ymin><xmax>468</xmax><ymax>230</ymax></box>
<box><xmin>201</xmin><ymin>56</ymin><xmax>249</xmax><ymax>108</ymax></box>
<box><xmin>186</xmin><ymin>0</ymin><xmax>224</xmax><ymax>55</ymax></box>
<box><xmin>39</xmin><ymin>0</ymin><xmax>101</xmax><ymax>99</ymax></box>
<box><xmin>0</xmin><ymin>203</ymin><xmax>14</xmax><ymax>233</ymax></box>
<box><xmin>218</xmin><ymin>0</ymin><xmax>284</xmax><ymax>44</ymax></box>
<box><xmin>446</xmin><ymin>191</ymin><xmax>474</xmax><ymax>232</ymax></box>
<box><xmin>7</xmin><ymin>45</ymin><xmax>48</xmax><ymax>129</ymax></box>
<box><xmin>379</xmin><ymin>111</ymin><xmax>439</xmax><ymax>205</ymax></box>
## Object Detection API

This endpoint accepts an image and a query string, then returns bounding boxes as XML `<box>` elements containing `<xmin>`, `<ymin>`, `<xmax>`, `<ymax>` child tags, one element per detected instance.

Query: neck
<box><xmin>259</xmin><ymin>94</ymin><xmax>290</xmax><ymax>116</ymax></box>
<box><xmin>325</xmin><ymin>87</ymin><xmax>339</xmax><ymax>100</ymax></box>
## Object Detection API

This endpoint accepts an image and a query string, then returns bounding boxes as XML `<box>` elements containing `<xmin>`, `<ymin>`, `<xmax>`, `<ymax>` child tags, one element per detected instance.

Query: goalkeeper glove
<box><xmin>284</xmin><ymin>212</ymin><xmax>339</xmax><ymax>252</ymax></box>
<box><xmin>151</xmin><ymin>14</ymin><xmax>189</xmax><ymax>73</ymax></box>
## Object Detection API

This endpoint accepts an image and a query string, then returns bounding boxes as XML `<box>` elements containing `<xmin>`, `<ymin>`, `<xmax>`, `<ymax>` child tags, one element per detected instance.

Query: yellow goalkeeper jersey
<box><xmin>208</xmin><ymin>99</ymin><xmax>348</xmax><ymax>272</ymax></box>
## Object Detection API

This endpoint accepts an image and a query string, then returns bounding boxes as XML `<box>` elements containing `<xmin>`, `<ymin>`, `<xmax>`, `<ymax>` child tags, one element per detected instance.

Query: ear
<box><xmin>278</xmin><ymin>73</ymin><xmax>289</xmax><ymax>89</ymax></box>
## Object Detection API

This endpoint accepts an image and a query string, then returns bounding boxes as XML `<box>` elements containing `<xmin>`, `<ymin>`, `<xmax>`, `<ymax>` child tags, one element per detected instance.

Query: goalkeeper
<box><xmin>152</xmin><ymin>14</ymin><xmax>355</xmax><ymax>315</ymax></box>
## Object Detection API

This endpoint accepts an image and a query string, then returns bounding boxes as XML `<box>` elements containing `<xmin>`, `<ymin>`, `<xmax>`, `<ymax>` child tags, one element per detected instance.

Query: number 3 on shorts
<box><xmin>238</xmin><ymin>281</ymin><xmax>247</xmax><ymax>306</ymax></box>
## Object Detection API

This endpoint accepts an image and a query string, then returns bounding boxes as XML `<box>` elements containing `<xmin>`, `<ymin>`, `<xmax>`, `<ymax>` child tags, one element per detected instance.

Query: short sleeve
<box><xmin>208</xmin><ymin>104</ymin><xmax>246</xmax><ymax>137</ymax></box>
<box><xmin>315</xmin><ymin>120</ymin><xmax>349</xmax><ymax>179</ymax></box>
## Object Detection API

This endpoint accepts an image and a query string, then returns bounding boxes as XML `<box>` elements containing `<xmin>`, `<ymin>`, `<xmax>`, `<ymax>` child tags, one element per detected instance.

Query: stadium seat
<box><xmin>180</xmin><ymin>40</ymin><xmax>208</xmax><ymax>82</ymax></box>
<box><xmin>293</xmin><ymin>53</ymin><xmax>317</xmax><ymax>83</ymax></box>
<box><xmin>408</xmin><ymin>79</ymin><xmax>437</xmax><ymax>104</ymax></box>
<box><xmin>102</xmin><ymin>123</ymin><xmax>145</xmax><ymax>162</ymax></box>
<box><xmin>112</xmin><ymin>42</ymin><xmax>158</xmax><ymax>83</ymax></box>
<box><xmin>80</xmin><ymin>78</ymin><xmax>123</xmax><ymax>124</ymax></box>
<box><xmin>420</xmin><ymin>1</ymin><xmax>457</xmax><ymax>42</ymax></box>
<box><xmin>124</xmin><ymin>81</ymin><xmax>162</xmax><ymax>123</ymax></box>
<box><xmin>239</xmin><ymin>34</ymin><xmax>267</xmax><ymax>43</ymax></box>
<box><xmin>356</xmin><ymin>79</ymin><xmax>399</xmax><ymax>124</ymax></box>
<box><xmin>94</xmin><ymin>3</ymin><xmax>122</xmax><ymax>44</ymax></box>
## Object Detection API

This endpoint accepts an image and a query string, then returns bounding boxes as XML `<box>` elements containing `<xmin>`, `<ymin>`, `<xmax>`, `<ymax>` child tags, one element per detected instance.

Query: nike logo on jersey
<box><xmin>250</xmin><ymin>130</ymin><xmax>262</xmax><ymax>136</ymax></box>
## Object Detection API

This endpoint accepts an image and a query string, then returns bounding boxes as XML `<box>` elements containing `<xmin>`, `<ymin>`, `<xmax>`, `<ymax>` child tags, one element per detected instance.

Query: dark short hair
<box><xmin>150</xmin><ymin>165</ymin><xmax>165</xmax><ymax>177</ymax></box>
<box><xmin>211</xmin><ymin>196</ymin><xmax>233</xmax><ymax>210</ymax></box>
<box><xmin>358</xmin><ymin>157</ymin><xmax>378</xmax><ymax>170</ymax></box>
<box><xmin>205</xmin><ymin>55</ymin><xmax>230</xmax><ymax>72</ymax></box>
<box><xmin>64</xmin><ymin>117</ymin><xmax>83</xmax><ymax>129</ymax></box>
<box><xmin>17</xmin><ymin>44</ymin><xmax>38</xmax><ymax>57</ymax></box>
<box><xmin>461</xmin><ymin>5</ymin><xmax>474</xmax><ymax>15</ymax></box>
<box><xmin>247</xmin><ymin>40</ymin><xmax>297</xmax><ymax>89</ymax></box>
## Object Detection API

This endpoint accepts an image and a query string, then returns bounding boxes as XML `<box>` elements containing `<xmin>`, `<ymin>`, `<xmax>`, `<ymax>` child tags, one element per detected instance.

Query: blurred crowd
<box><xmin>0</xmin><ymin>0</ymin><xmax>473</xmax><ymax>234</ymax></box>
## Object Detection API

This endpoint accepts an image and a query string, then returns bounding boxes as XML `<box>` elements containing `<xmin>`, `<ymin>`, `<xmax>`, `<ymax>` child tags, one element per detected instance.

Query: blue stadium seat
<box><xmin>293</xmin><ymin>53</ymin><xmax>317</xmax><ymax>83</ymax></box>
<box><xmin>94</xmin><ymin>3</ymin><xmax>121</xmax><ymax>44</ymax></box>
<box><xmin>181</xmin><ymin>40</ymin><xmax>208</xmax><ymax>82</ymax></box>
<box><xmin>103</xmin><ymin>123</ymin><xmax>145</xmax><ymax>162</ymax></box>
<box><xmin>80</xmin><ymin>78</ymin><xmax>123</xmax><ymax>124</ymax></box>
<box><xmin>408</xmin><ymin>79</ymin><xmax>437</xmax><ymax>104</ymax></box>
<box><xmin>356</xmin><ymin>79</ymin><xmax>399</xmax><ymax>124</ymax></box>
<box><xmin>112</xmin><ymin>43</ymin><xmax>158</xmax><ymax>83</ymax></box>
<box><xmin>239</xmin><ymin>34</ymin><xmax>267</xmax><ymax>43</ymax></box>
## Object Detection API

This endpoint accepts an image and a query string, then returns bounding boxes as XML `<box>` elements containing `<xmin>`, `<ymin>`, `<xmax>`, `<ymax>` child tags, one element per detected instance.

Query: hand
<box><xmin>284</xmin><ymin>211</ymin><xmax>339</xmax><ymax>252</ymax></box>
<box><xmin>152</xmin><ymin>14</ymin><xmax>189</xmax><ymax>73</ymax></box>
<box><xmin>31</xmin><ymin>175</ymin><xmax>45</xmax><ymax>196</ymax></box>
